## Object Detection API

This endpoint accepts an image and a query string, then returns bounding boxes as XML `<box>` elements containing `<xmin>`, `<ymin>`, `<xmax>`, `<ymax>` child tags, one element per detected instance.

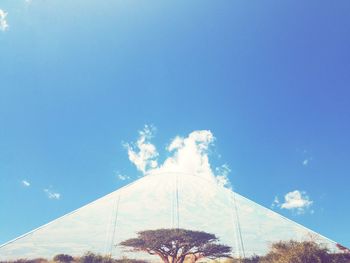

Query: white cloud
<box><xmin>301</xmin><ymin>150</ymin><xmax>312</xmax><ymax>166</ymax></box>
<box><xmin>279</xmin><ymin>190</ymin><xmax>313</xmax><ymax>214</ymax></box>
<box><xmin>302</xmin><ymin>159</ymin><xmax>309</xmax><ymax>166</ymax></box>
<box><xmin>44</xmin><ymin>189</ymin><xmax>61</xmax><ymax>200</ymax></box>
<box><xmin>302</xmin><ymin>157</ymin><xmax>313</xmax><ymax>166</ymax></box>
<box><xmin>167</xmin><ymin>136</ymin><xmax>184</xmax><ymax>152</ymax></box>
<box><xmin>116</xmin><ymin>172</ymin><xmax>130</xmax><ymax>181</ymax></box>
<box><xmin>271</xmin><ymin>196</ymin><xmax>280</xmax><ymax>209</ymax></box>
<box><xmin>124</xmin><ymin>125</ymin><xmax>159</xmax><ymax>174</ymax></box>
<box><xmin>150</xmin><ymin>130</ymin><xmax>215</xmax><ymax>179</ymax></box>
<box><xmin>0</xmin><ymin>9</ymin><xmax>9</xmax><ymax>31</ymax></box>
<box><xmin>125</xmin><ymin>127</ymin><xmax>233</xmax><ymax>191</ymax></box>
<box><xmin>21</xmin><ymin>180</ymin><xmax>31</xmax><ymax>187</ymax></box>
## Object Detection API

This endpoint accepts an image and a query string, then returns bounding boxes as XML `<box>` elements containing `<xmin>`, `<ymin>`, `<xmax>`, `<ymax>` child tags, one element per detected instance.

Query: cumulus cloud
<box><xmin>44</xmin><ymin>189</ymin><xmax>61</xmax><ymax>200</ymax></box>
<box><xmin>281</xmin><ymin>190</ymin><xmax>313</xmax><ymax>210</ymax></box>
<box><xmin>273</xmin><ymin>190</ymin><xmax>313</xmax><ymax>214</ymax></box>
<box><xmin>150</xmin><ymin>130</ymin><xmax>215</xmax><ymax>179</ymax></box>
<box><xmin>0</xmin><ymin>9</ymin><xmax>9</xmax><ymax>31</ymax></box>
<box><xmin>125</xmin><ymin>126</ymin><xmax>231</xmax><ymax>188</ymax></box>
<box><xmin>21</xmin><ymin>180</ymin><xmax>31</xmax><ymax>187</ymax></box>
<box><xmin>124</xmin><ymin>125</ymin><xmax>158</xmax><ymax>174</ymax></box>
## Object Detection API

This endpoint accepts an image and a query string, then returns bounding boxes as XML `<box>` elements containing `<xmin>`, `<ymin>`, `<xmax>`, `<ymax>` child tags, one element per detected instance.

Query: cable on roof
<box><xmin>110</xmin><ymin>195</ymin><xmax>121</xmax><ymax>257</ymax></box>
<box><xmin>232</xmin><ymin>189</ymin><xmax>246</xmax><ymax>261</ymax></box>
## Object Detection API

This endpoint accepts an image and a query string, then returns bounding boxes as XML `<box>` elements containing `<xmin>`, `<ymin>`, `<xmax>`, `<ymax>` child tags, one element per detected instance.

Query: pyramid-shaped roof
<box><xmin>0</xmin><ymin>172</ymin><xmax>338</xmax><ymax>261</ymax></box>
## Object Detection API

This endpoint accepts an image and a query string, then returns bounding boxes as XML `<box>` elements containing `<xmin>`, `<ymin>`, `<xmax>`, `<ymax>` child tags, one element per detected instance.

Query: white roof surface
<box><xmin>0</xmin><ymin>172</ymin><xmax>338</xmax><ymax>260</ymax></box>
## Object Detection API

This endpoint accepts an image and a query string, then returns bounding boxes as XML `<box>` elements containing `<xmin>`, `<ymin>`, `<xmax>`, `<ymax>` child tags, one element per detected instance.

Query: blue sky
<box><xmin>0</xmin><ymin>0</ymin><xmax>349</xmax><ymax>249</ymax></box>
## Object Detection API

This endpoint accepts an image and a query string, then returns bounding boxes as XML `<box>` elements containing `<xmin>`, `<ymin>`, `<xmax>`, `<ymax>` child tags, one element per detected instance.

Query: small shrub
<box><xmin>53</xmin><ymin>254</ymin><xmax>74</xmax><ymax>263</ymax></box>
<box><xmin>14</xmin><ymin>259</ymin><xmax>48</xmax><ymax>263</ymax></box>
<box><xmin>79</xmin><ymin>252</ymin><xmax>114</xmax><ymax>263</ymax></box>
<box><xmin>260</xmin><ymin>240</ymin><xmax>332</xmax><ymax>263</ymax></box>
<box><xmin>115</xmin><ymin>258</ymin><xmax>148</xmax><ymax>263</ymax></box>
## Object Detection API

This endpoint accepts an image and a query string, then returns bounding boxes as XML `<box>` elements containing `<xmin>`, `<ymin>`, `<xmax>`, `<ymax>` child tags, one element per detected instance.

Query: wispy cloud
<box><xmin>302</xmin><ymin>159</ymin><xmax>309</xmax><ymax>166</ymax></box>
<box><xmin>215</xmin><ymin>164</ymin><xmax>231</xmax><ymax>188</ymax></box>
<box><xmin>123</xmin><ymin>125</ymin><xmax>158</xmax><ymax>174</ymax></box>
<box><xmin>115</xmin><ymin>172</ymin><xmax>130</xmax><ymax>181</ymax></box>
<box><xmin>273</xmin><ymin>190</ymin><xmax>313</xmax><ymax>214</ymax></box>
<box><xmin>302</xmin><ymin>157</ymin><xmax>312</xmax><ymax>166</ymax></box>
<box><xmin>301</xmin><ymin>150</ymin><xmax>312</xmax><ymax>166</ymax></box>
<box><xmin>44</xmin><ymin>188</ymin><xmax>61</xmax><ymax>200</ymax></box>
<box><xmin>0</xmin><ymin>9</ymin><xmax>9</xmax><ymax>31</ymax></box>
<box><xmin>21</xmin><ymin>180</ymin><xmax>31</xmax><ymax>187</ymax></box>
<box><xmin>271</xmin><ymin>196</ymin><xmax>280</xmax><ymax>209</ymax></box>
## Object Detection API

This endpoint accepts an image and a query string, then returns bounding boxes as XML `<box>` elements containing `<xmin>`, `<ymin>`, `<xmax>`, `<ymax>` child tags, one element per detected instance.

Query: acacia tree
<box><xmin>119</xmin><ymin>229</ymin><xmax>232</xmax><ymax>263</ymax></box>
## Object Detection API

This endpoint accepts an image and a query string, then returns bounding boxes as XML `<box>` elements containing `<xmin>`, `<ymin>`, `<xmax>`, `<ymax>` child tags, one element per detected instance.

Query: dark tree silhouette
<box><xmin>119</xmin><ymin>228</ymin><xmax>232</xmax><ymax>263</ymax></box>
<box><xmin>53</xmin><ymin>254</ymin><xmax>73</xmax><ymax>263</ymax></box>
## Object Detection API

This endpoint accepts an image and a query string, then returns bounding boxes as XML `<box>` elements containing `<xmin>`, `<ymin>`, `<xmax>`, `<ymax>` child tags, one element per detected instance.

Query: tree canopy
<box><xmin>119</xmin><ymin>228</ymin><xmax>232</xmax><ymax>263</ymax></box>
<box><xmin>261</xmin><ymin>240</ymin><xmax>333</xmax><ymax>263</ymax></box>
